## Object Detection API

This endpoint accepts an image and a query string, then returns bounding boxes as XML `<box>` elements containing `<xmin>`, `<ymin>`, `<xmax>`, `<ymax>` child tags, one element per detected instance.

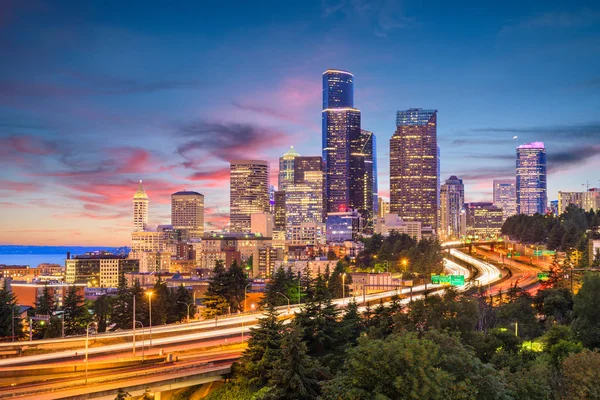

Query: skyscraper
<box><xmin>516</xmin><ymin>142</ymin><xmax>547</xmax><ymax>215</ymax></box>
<box><xmin>278</xmin><ymin>146</ymin><xmax>299</xmax><ymax>191</ymax></box>
<box><xmin>493</xmin><ymin>179</ymin><xmax>517</xmax><ymax>221</ymax></box>
<box><xmin>286</xmin><ymin>156</ymin><xmax>325</xmax><ymax>240</ymax></box>
<box><xmin>360</xmin><ymin>129</ymin><xmax>375</xmax><ymax>229</ymax></box>
<box><xmin>390</xmin><ymin>108</ymin><xmax>439</xmax><ymax>230</ymax></box>
<box><xmin>230</xmin><ymin>160</ymin><xmax>270</xmax><ymax>233</ymax></box>
<box><xmin>133</xmin><ymin>180</ymin><xmax>149</xmax><ymax>232</ymax></box>
<box><xmin>440</xmin><ymin>176</ymin><xmax>464</xmax><ymax>240</ymax></box>
<box><xmin>171</xmin><ymin>191</ymin><xmax>204</xmax><ymax>240</ymax></box>
<box><xmin>322</xmin><ymin>69</ymin><xmax>368</xmax><ymax>224</ymax></box>
<box><xmin>372</xmin><ymin>132</ymin><xmax>378</xmax><ymax>216</ymax></box>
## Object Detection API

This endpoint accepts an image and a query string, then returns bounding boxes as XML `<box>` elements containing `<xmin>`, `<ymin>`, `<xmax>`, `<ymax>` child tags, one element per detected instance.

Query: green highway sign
<box><xmin>534</xmin><ymin>250</ymin><xmax>543</xmax><ymax>256</ymax></box>
<box><xmin>514</xmin><ymin>252</ymin><xmax>521</xmax><ymax>256</ymax></box>
<box><xmin>543</xmin><ymin>250</ymin><xmax>556</xmax><ymax>256</ymax></box>
<box><xmin>431</xmin><ymin>274</ymin><xmax>465</xmax><ymax>286</ymax></box>
<box><xmin>537</xmin><ymin>272</ymin><xmax>550</xmax><ymax>281</ymax></box>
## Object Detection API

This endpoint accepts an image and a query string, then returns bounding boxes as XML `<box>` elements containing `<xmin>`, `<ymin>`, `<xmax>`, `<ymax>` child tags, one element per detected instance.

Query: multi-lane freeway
<box><xmin>0</xmin><ymin>248</ymin><xmax>508</xmax><ymax>399</ymax></box>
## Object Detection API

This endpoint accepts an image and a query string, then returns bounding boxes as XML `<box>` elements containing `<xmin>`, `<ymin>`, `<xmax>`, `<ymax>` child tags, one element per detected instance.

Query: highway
<box><xmin>0</xmin><ymin>248</ymin><xmax>508</xmax><ymax>399</ymax></box>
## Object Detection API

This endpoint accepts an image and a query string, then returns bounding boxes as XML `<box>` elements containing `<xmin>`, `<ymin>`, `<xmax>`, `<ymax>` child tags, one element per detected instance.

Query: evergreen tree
<box><xmin>111</xmin><ymin>278</ymin><xmax>133</xmax><ymax>330</ymax></box>
<box><xmin>32</xmin><ymin>285</ymin><xmax>57</xmax><ymax>339</ymax></box>
<box><xmin>0</xmin><ymin>282</ymin><xmax>23</xmax><ymax>341</ymax></box>
<box><xmin>93</xmin><ymin>294</ymin><xmax>113</xmax><ymax>333</ymax></box>
<box><xmin>225</xmin><ymin>260</ymin><xmax>249</xmax><ymax>313</ymax></box>
<box><xmin>236</xmin><ymin>305</ymin><xmax>283</xmax><ymax>386</ymax></box>
<box><xmin>202</xmin><ymin>260</ymin><xmax>230</xmax><ymax>318</ymax></box>
<box><xmin>173</xmin><ymin>284</ymin><xmax>195</xmax><ymax>322</ymax></box>
<box><xmin>263</xmin><ymin>323</ymin><xmax>322</xmax><ymax>400</ymax></box>
<box><xmin>63</xmin><ymin>286</ymin><xmax>90</xmax><ymax>336</ymax></box>
<box><xmin>572</xmin><ymin>273</ymin><xmax>600</xmax><ymax>349</ymax></box>
<box><xmin>151</xmin><ymin>276</ymin><xmax>173</xmax><ymax>325</ymax></box>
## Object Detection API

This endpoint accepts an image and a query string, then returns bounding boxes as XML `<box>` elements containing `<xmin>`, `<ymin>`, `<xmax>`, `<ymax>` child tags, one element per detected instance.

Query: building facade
<box><xmin>360</xmin><ymin>129</ymin><xmax>375</xmax><ymax>229</ymax></box>
<box><xmin>322</xmin><ymin>69</ymin><xmax>367</xmax><ymax>222</ymax></box>
<box><xmin>278</xmin><ymin>146</ymin><xmax>300</xmax><ymax>192</ymax></box>
<box><xmin>230</xmin><ymin>160</ymin><xmax>270</xmax><ymax>233</ymax></box>
<box><xmin>558</xmin><ymin>189</ymin><xmax>600</xmax><ymax>214</ymax></box>
<box><xmin>326</xmin><ymin>211</ymin><xmax>362</xmax><ymax>242</ymax></box>
<box><xmin>171</xmin><ymin>191</ymin><xmax>204</xmax><ymax>240</ymax></box>
<box><xmin>516</xmin><ymin>142</ymin><xmax>547</xmax><ymax>215</ymax></box>
<box><xmin>439</xmin><ymin>176</ymin><xmax>464</xmax><ymax>240</ymax></box>
<box><xmin>373</xmin><ymin>214</ymin><xmax>422</xmax><ymax>240</ymax></box>
<box><xmin>133</xmin><ymin>180</ymin><xmax>149</xmax><ymax>232</ymax></box>
<box><xmin>493</xmin><ymin>179</ymin><xmax>517</xmax><ymax>221</ymax></box>
<box><xmin>66</xmin><ymin>254</ymin><xmax>139</xmax><ymax>288</ymax></box>
<box><xmin>464</xmin><ymin>202</ymin><xmax>504</xmax><ymax>239</ymax></box>
<box><xmin>390</xmin><ymin>109</ymin><xmax>439</xmax><ymax>231</ymax></box>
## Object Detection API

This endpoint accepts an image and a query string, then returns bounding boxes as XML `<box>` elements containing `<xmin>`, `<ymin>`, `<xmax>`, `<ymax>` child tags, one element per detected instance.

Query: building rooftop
<box><xmin>133</xmin><ymin>180</ymin><xmax>149</xmax><ymax>200</ymax></box>
<box><xmin>172</xmin><ymin>190</ymin><xmax>203</xmax><ymax>196</ymax></box>
<box><xmin>518</xmin><ymin>142</ymin><xmax>545</xmax><ymax>149</ymax></box>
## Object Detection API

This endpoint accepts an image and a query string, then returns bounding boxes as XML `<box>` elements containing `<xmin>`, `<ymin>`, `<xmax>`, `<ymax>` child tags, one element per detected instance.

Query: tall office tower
<box><xmin>230</xmin><ymin>160</ymin><xmax>270</xmax><ymax>233</ymax></box>
<box><xmin>439</xmin><ymin>176</ymin><xmax>464</xmax><ymax>240</ymax></box>
<box><xmin>133</xmin><ymin>180</ymin><xmax>149</xmax><ymax>232</ymax></box>
<box><xmin>390</xmin><ymin>108</ymin><xmax>439</xmax><ymax>230</ymax></box>
<box><xmin>278</xmin><ymin>146</ymin><xmax>299</xmax><ymax>191</ymax></box>
<box><xmin>372</xmin><ymin>132</ymin><xmax>378</xmax><ymax>215</ymax></box>
<box><xmin>377</xmin><ymin>197</ymin><xmax>390</xmax><ymax>218</ymax></box>
<box><xmin>273</xmin><ymin>190</ymin><xmax>286</xmax><ymax>233</ymax></box>
<box><xmin>493</xmin><ymin>179</ymin><xmax>517</xmax><ymax>221</ymax></box>
<box><xmin>171</xmin><ymin>191</ymin><xmax>204</xmax><ymax>240</ymax></box>
<box><xmin>360</xmin><ymin>129</ymin><xmax>375</xmax><ymax>229</ymax></box>
<box><xmin>322</xmin><ymin>69</ymin><xmax>366</xmax><ymax>222</ymax></box>
<box><xmin>286</xmin><ymin>156</ymin><xmax>325</xmax><ymax>239</ymax></box>
<box><xmin>516</xmin><ymin>142</ymin><xmax>547</xmax><ymax>215</ymax></box>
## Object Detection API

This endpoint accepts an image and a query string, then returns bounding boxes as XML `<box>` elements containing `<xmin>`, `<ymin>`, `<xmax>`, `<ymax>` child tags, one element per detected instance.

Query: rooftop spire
<box><xmin>133</xmin><ymin>180</ymin><xmax>149</xmax><ymax>200</ymax></box>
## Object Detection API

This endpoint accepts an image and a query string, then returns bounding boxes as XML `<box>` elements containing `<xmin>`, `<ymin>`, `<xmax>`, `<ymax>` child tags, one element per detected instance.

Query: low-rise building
<box><xmin>374</xmin><ymin>214</ymin><xmax>422</xmax><ymax>240</ymax></box>
<box><xmin>10</xmin><ymin>281</ymin><xmax>86</xmax><ymax>308</ymax></box>
<box><xmin>463</xmin><ymin>202</ymin><xmax>504</xmax><ymax>239</ymax></box>
<box><xmin>66</xmin><ymin>254</ymin><xmax>139</xmax><ymax>288</ymax></box>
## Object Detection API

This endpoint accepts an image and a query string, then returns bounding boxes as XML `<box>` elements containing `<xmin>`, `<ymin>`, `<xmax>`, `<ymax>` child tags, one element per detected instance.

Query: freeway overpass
<box><xmin>441</xmin><ymin>239</ymin><xmax>505</xmax><ymax>250</ymax></box>
<box><xmin>0</xmin><ymin>249</ymin><xmax>506</xmax><ymax>399</ymax></box>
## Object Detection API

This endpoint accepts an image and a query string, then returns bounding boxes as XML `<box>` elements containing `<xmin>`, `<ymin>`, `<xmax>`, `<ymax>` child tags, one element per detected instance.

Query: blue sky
<box><xmin>1</xmin><ymin>0</ymin><xmax>599</xmax><ymax>245</ymax></box>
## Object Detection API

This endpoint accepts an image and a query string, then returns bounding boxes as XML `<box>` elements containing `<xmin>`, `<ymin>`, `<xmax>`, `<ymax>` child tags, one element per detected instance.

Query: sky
<box><xmin>1</xmin><ymin>0</ymin><xmax>599</xmax><ymax>246</ymax></box>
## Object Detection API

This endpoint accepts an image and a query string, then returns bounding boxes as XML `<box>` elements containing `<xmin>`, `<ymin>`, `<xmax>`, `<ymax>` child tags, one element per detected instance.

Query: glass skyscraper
<box><xmin>440</xmin><ymin>176</ymin><xmax>464</xmax><ymax>240</ymax></box>
<box><xmin>493</xmin><ymin>179</ymin><xmax>517</xmax><ymax>221</ymax></box>
<box><xmin>278</xmin><ymin>146</ymin><xmax>299</xmax><ymax>192</ymax></box>
<box><xmin>390</xmin><ymin>108</ymin><xmax>439</xmax><ymax>230</ymax></box>
<box><xmin>322</xmin><ymin>69</ymin><xmax>371</xmax><ymax>226</ymax></box>
<box><xmin>516</xmin><ymin>142</ymin><xmax>547</xmax><ymax>215</ymax></box>
<box><xmin>230</xmin><ymin>160</ymin><xmax>270</xmax><ymax>233</ymax></box>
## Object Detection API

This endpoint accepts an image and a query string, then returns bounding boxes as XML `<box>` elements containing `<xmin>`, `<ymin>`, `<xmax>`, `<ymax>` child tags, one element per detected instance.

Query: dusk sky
<box><xmin>1</xmin><ymin>0</ymin><xmax>599</xmax><ymax>246</ymax></box>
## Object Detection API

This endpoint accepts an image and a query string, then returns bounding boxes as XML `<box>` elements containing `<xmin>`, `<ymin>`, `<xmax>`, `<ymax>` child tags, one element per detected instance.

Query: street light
<box><xmin>146</xmin><ymin>291</ymin><xmax>153</xmax><ymax>347</ymax></box>
<box><xmin>134</xmin><ymin>320</ymin><xmax>145</xmax><ymax>361</ymax></box>
<box><xmin>341</xmin><ymin>273</ymin><xmax>347</xmax><ymax>305</ymax></box>
<box><xmin>85</xmin><ymin>321</ymin><xmax>98</xmax><ymax>384</ymax></box>
<box><xmin>276</xmin><ymin>292</ymin><xmax>290</xmax><ymax>314</ymax></box>
<box><xmin>244</xmin><ymin>282</ymin><xmax>252</xmax><ymax>313</ymax></box>
<box><xmin>177</xmin><ymin>301</ymin><xmax>194</xmax><ymax>323</ymax></box>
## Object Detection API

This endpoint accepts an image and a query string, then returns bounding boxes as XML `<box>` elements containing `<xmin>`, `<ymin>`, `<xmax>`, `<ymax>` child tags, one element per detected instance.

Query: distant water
<box><xmin>0</xmin><ymin>245</ymin><xmax>130</xmax><ymax>268</ymax></box>
<box><xmin>0</xmin><ymin>254</ymin><xmax>67</xmax><ymax>267</ymax></box>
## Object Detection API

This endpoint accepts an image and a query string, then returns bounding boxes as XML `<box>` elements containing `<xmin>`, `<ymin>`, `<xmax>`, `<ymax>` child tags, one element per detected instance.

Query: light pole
<box><xmin>134</xmin><ymin>320</ymin><xmax>144</xmax><ymax>361</ymax></box>
<box><xmin>177</xmin><ymin>301</ymin><xmax>193</xmax><ymax>323</ymax></box>
<box><xmin>341</xmin><ymin>273</ymin><xmax>346</xmax><ymax>305</ymax></box>
<box><xmin>276</xmin><ymin>292</ymin><xmax>290</xmax><ymax>314</ymax></box>
<box><xmin>244</xmin><ymin>282</ymin><xmax>252</xmax><ymax>312</ymax></box>
<box><xmin>146</xmin><ymin>291</ymin><xmax>153</xmax><ymax>347</ymax></box>
<box><xmin>85</xmin><ymin>321</ymin><xmax>98</xmax><ymax>384</ymax></box>
<box><xmin>132</xmin><ymin>294</ymin><xmax>136</xmax><ymax>357</ymax></box>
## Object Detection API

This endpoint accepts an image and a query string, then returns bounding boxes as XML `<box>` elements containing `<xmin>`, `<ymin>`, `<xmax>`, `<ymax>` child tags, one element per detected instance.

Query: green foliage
<box><xmin>63</xmin><ymin>286</ymin><xmax>91</xmax><ymax>336</ymax></box>
<box><xmin>495</xmin><ymin>292</ymin><xmax>541</xmax><ymax>340</ymax></box>
<box><xmin>0</xmin><ymin>282</ymin><xmax>23</xmax><ymax>341</ymax></box>
<box><xmin>236</xmin><ymin>306</ymin><xmax>283</xmax><ymax>387</ymax></box>
<box><xmin>202</xmin><ymin>259</ymin><xmax>249</xmax><ymax>318</ymax></box>
<box><xmin>572</xmin><ymin>273</ymin><xmax>600</xmax><ymax>349</ymax></box>
<box><xmin>560</xmin><ymin>349</ymin><xmax>600</xmax><ymax>400</ymax></box>
<box><xmin>533</xmin><ymin>288</ymin><xmax>573</xmax><ymax>325</ymax></box>
<box><xmin>93</xmin><ymin>294</ymin><xmax>113</xmax><ymax>333</ymax></box>
<box><xmin>358</xmin><ymin>232</ymin><xmax>443</xmax><ymax>274</ymax></box>
<box><xmin>322</xmin><ymin>331</ymin><xmax>509</xmax><ymax>400</ymax></box>
<box><xmin>262</xmin><ymin>323</ymin><xmax>322</xmax><ymax>400</ymax></box>
<box><xmin>114</xmin><ymin>388</ymin><xmax>130</xmax><ymax>400</ymax></box>
<box><xmin>262</xmin><ymin>267</ymin><xmax>299</xmax><ymax>307</ymax></box>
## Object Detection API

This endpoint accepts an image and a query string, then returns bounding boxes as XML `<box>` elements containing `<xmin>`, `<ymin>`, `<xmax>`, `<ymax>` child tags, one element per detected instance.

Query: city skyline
<box><xmin>1</xmin><ymin>1</ymin><xmax>600</xmax><ymax>245</ymax></box>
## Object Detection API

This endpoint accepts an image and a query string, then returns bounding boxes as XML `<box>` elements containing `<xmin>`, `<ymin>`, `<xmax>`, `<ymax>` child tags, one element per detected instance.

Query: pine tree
<box><xmin>32</xmin><ymin>285</ymin><xmax>57</xmax><ymax>339</ymax></box>
<box><xmin>263</xmin><ymin>323</ymin><xmax>321</xmax><ymax>400</ymax></box>
<box><xmin>225</xmin><ymin>260</ymin><xmax>249</xmax><ymax>313</ymax></box>
<box><xmin>111</xmin><ymin>278</ymin><xmax>133</xmax><ymax>330</ymax></box>
<box><xmin>236</xmin><ymin>305</ymin><xmax>284</xmax><ymax>386</ymax></box>
<box><xmin>173</xmin><ymin>284</ymin><xmax>195</xmax><ymax>322</ymax></box>
<box><xmin>202</xmin><ymin>260</ymin><xmax>230</xmax><ymax>318</ymax></box>
<box><xmin>152</xmin><ymin>276</ymin><xmax>173</xmax><ymax>325</ymax></box>
<box><xmin>63</xmin><ymin>286</ymin><xmax>90</xmax><ymax>336</ymax></box>
<box><xmin>0</xmin><ymin>282</ymin><xmax>22</xmax><ymax>341</ymax></box>
<box><xmin>93</xmin><ymin>294</ymin><xmax>113</xmax><ymax>333</ymax></box>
